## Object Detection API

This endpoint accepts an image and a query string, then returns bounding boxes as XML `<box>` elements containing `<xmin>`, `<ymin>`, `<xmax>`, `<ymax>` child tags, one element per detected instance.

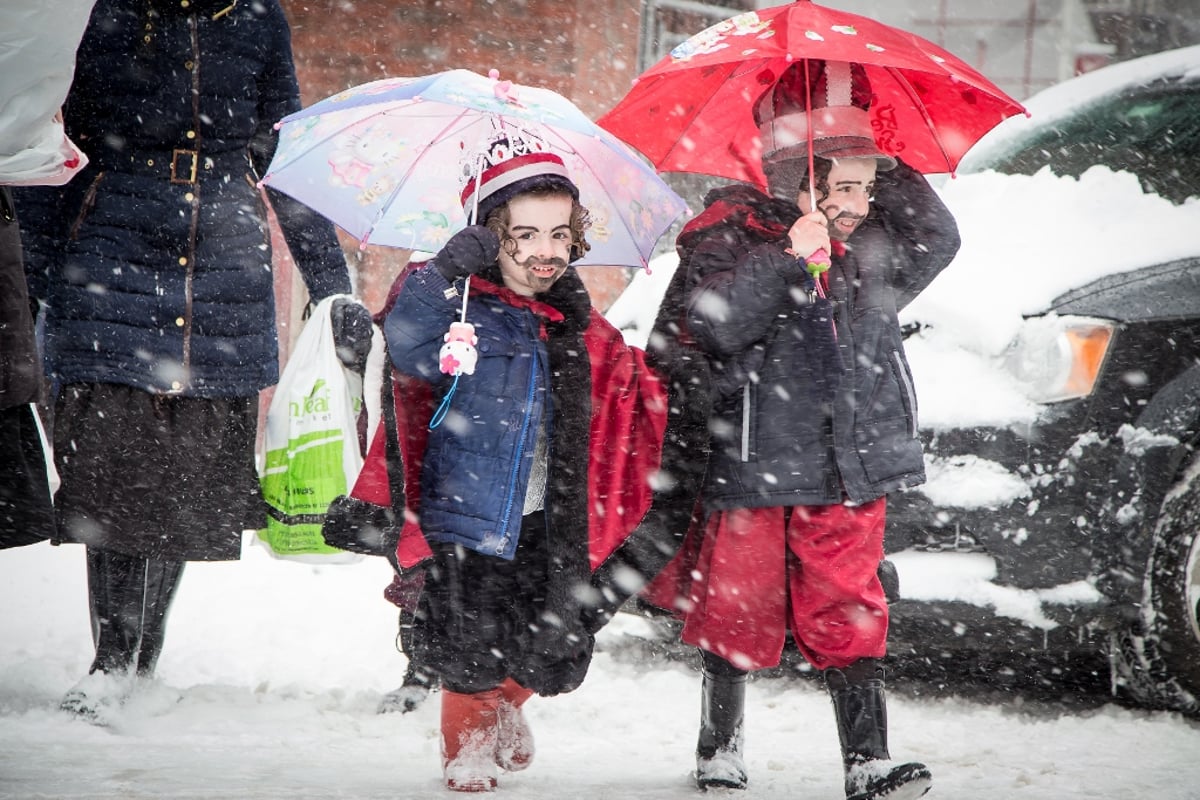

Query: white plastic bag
<box><xmin>257</xmin><ymin>295</ymin><xmax>365</xmax><ymax>563</ymax></box>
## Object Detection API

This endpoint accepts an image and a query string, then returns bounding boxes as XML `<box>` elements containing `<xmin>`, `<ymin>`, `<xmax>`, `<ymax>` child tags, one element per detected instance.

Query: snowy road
<box><xmin>2</xmin><ymin>539</ymin><xmax>1197</xmax><ymax>799</ymax></box>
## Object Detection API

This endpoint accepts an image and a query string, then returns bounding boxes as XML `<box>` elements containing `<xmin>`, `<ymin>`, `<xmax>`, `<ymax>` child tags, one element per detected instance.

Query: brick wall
<box><xmin>275</xmin><ymin>0</ymin><xmax>644</xmax><ymax>316</ymax></box>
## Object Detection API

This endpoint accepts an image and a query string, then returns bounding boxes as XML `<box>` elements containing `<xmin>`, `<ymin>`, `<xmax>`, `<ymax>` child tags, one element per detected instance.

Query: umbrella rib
<box><xmin>882</xmin><ymin>66</ymin><xmax>955</xmax><ymax>173</ymax></box>
<box><xmin>580</xmin><ymin>156</ymin><xmax>648</xmax><ymax>269</ymax></box>
<box><xmin>659</xmin><ymin>61</ymin><xmax>770</xmax><ymax>184</ymax></box>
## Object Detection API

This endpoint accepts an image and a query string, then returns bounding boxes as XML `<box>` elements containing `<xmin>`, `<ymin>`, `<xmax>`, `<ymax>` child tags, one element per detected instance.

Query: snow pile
<box><xmin>2</xmin><ymin>540</ymin><xmax>1199</xmax><ymax>799</ymax></box>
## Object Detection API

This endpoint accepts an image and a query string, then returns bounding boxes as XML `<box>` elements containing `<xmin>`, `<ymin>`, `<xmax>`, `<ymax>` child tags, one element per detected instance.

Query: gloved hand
<box><xmin>329</xmin><ymin>297</ymin><xmax>374</xmax><ymax>373</ymax></box>
<box><xmin>868</xmin><ymin>157</ymin><xmax>919</xmax><ymax>214</ymax></box>
<box><xmin>436</xmin><ymin>224</ymin><xmax>500</xmax><ymax>282</ymax></box>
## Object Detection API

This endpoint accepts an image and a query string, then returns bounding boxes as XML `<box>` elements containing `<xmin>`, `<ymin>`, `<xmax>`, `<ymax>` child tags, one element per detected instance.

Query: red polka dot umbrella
<box><xmin>598</xmin><ymin>0</ymin><xmax>1026</xmax><ymax>187</ymax></box>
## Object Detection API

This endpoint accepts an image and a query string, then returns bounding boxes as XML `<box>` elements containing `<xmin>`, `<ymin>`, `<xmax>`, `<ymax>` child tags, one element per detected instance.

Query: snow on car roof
<box><xmin>960</xmin><ymin>44</ymin><xmax>1200</xmax><ymax>172</ymax></box>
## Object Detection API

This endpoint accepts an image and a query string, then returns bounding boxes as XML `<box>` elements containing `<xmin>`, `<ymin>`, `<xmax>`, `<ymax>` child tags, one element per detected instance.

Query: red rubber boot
<box><xmin>495</xmin><ymin>678</ymin><xmax>535</xmax><ymax>772</ymax></box>
<box><xmin>440</xmin><ymin>688</ymin><xmax>501</xmax><ymax>792</ymax></box>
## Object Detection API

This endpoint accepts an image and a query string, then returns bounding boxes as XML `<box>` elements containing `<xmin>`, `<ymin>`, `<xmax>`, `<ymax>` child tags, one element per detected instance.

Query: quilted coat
<box><xmin>16</xmin><ymin>0</ymin><xmax>351</xmax><ymax>398</ymax></box>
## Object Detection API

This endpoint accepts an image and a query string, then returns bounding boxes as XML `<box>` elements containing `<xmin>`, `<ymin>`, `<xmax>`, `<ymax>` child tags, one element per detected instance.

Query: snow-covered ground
<box><xmin>2</xmin><ymin>538</ymin><xmax>1200</xmax><ymax>800</ymax></box>
<box><xmin>7</xmin><ymin>47</ymin><xmax>1200</xmax><ymax>800</ymax></box>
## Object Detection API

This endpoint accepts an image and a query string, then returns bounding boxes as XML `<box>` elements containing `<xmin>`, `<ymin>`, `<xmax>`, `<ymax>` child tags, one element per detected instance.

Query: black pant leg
<box><xmin>86</xmin><ymin>547</ymin><xmax>143</xmax><ymax>675</ymax></box>
<box><xmin>134</xmin><ymin>558</ymin><xmax>185</xmax><ymax>677</ymax></box>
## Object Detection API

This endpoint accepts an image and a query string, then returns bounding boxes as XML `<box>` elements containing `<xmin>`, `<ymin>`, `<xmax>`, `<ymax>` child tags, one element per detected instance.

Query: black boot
<box><xmin>826</xmin><ymin>659</ymin><xmax>931</xmax><ymax>800</ymax></box>
<box><xmin>132</xmin><ymin>557</ymin><xmax>185</xmax><ymax>678</ymax></box>
<box><xmin>695</xmin><ymin>652</ymin><xmax>748</xmax><ymax>790</ymax></box>
<box><xmin>62</xmin><ymin>548</ymin><xmax>144</xmax><ymax>720</ymax></box>
<box><xmin>85</xmin><ymin>547</ymin><xmax>143</xmax><ymax>676</ymax></box>
<box><xmin>377</xmin><ymin>608</ymin><xmax>440</xmax><ymax>714</ymax></box>
<box><xmin>377</xmin><ymin>659</ymin><xmax>439</xmax><ymax>714</ymax></box>
<box><xmin>62</xmin><ymin>549</ymin><xmax>184</xmax><ymax>721</ymax></box>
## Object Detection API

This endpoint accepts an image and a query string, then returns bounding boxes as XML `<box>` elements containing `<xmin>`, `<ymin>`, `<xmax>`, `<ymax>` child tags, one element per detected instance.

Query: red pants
<box><xmin>675</xmin><ymin>499</ymin><xmax>889</xmax><ymax>671</ymax></box>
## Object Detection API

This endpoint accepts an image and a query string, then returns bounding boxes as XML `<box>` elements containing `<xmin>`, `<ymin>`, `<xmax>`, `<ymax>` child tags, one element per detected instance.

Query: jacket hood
<box><xmin>680</xmin><ymin>184</ymin><xmax>801</xmax><ymax>256</ymax></box>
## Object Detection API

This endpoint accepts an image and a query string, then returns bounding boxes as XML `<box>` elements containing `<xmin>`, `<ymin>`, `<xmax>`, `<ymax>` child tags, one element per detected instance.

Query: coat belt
<box><xmin>95</xmin><ymin>149</ymin><xmax>253</xmax><ymax>184</ymax></box>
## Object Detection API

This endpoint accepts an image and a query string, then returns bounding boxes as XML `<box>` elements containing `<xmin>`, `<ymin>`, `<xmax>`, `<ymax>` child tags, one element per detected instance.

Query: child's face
<box><xmin>799</xmin><ymin>157</ymin><xmax>878</xmax><ymax>242</ymax></box>
<box><xmin>496</xmin><ymin>194</ymin><xmax>573</xmax><ymax>297</ymax></box>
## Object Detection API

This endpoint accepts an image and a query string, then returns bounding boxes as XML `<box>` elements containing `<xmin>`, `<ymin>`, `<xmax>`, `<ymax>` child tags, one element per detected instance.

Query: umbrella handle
<box><xmin>800</xmin><ymin>61</ymin><xmax>827</xmax><ymax>278</ymax></box>
<box><xmin>459</xmin><ymin>151</ymin><xmax>484</xmax><ymax>324</ymax></box>
<box><xmin>804</xmin><ymin>59</ymin><xmax>817</xmax><ymax>215</ymax></box>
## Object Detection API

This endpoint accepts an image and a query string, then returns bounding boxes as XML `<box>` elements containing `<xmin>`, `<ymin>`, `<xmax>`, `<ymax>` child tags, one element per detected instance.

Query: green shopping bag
<box><xmin>258</xmin><ymin>295</ymin><xmax>366</xmax><ymax>563</ymax></box>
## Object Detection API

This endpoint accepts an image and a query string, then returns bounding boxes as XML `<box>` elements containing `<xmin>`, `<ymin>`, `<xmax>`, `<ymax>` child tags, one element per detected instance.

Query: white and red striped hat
<box><xmin>459</xmin><ymin>126</ymin><xmax>579</xmax><ymax>224</ymax></box>
<box><xmin>754</xmin><ymin>60</ymin><xmax>896</xmax><ymax>170</ymax></box>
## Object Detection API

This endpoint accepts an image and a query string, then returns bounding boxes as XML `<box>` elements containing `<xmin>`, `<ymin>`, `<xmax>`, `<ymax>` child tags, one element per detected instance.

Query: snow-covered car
<box><xmin>886</xmin><ymin>44</ymin><xmax>1200</xmax><ymax>715</ymax></box>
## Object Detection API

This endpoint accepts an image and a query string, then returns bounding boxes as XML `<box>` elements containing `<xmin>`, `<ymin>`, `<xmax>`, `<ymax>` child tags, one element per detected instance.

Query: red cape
<box><xmin>348</xmin><ymin>271</ymin><xmax>669</xmax><ymax>572</ymax></box>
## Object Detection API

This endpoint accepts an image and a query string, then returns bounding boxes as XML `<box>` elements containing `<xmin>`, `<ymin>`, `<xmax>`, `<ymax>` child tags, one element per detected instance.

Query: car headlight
<box><xmin>1001</xmin><ymin>315</ymin><xmax>1116</xmax><ymax>403</ymax></box>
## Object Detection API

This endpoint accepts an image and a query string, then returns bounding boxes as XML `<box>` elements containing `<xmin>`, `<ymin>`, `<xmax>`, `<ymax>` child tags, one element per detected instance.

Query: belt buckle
<box><xmin>170</xmin><ymin>148</ymin><xmax>198</xmax><ymax>184</ymax></box>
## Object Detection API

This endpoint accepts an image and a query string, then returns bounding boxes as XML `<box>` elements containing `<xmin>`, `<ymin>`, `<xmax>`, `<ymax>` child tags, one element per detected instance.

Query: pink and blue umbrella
<box><xmin>262</xmin><ymin>68</ymin><xmax>687</xmax><ymax>269</ymax></box>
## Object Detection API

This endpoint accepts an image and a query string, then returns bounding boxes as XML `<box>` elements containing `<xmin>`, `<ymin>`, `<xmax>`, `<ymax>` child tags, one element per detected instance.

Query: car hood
<box><xmin>1051</xmin><ymin>257</ymin><xmax>1200</xmax><ymax>322</ymax></box>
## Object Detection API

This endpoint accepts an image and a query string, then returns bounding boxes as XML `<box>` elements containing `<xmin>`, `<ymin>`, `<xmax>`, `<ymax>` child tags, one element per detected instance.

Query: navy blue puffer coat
<box><xmin>16</xmin><ymin>0</ymin><xmax>351</xmax><ymax>397</ymax></box>
<box><xmin>385</xmin><ymin>264</ymin><xmax>556</xmax><ymax>561</ymax></box>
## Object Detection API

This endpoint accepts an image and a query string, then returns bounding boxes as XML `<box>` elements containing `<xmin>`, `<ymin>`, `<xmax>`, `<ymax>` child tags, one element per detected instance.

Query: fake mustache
<box><xmin>521</xmin><ymin>256</ymin><xmax>568</xmax><ymax>269</ymax></box>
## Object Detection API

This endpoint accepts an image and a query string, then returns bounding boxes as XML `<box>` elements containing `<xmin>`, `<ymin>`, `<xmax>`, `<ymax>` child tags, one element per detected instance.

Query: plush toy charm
<box><xmin>439</xmin><ymin>321</ymin><xmax>478</xmax><ymax>376</ymax></box>
<box><xmin>805</xmin><ymin>247</ymin><xmax>832</xmax><ymax>278</ymax></box>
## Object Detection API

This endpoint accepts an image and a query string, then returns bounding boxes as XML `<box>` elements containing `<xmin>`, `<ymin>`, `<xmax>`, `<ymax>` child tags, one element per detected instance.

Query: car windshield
<box><xmin>969</xmin><ymin>79</ymin><xmax>1200</xmax><ymax>204</ymax></box>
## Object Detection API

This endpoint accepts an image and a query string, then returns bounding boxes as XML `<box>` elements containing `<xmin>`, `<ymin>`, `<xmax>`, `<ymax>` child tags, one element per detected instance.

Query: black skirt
<box><xmin>412</xmin><ymin>513</ymin><xmax>595</xmax><ymax>697</ymax></box>
<box><xmin>52</xmin><ymin>383</ymin><xmax>261</xmax><ymax>561</ymax></box>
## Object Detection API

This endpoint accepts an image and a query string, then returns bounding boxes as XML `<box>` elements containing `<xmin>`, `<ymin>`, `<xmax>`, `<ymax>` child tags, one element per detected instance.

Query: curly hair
<box><xmin>764</xmin><ymin>155</ymin><xmax>834</xmax><ymax>206</ymax></box>
<box><xmin>484</xmin><ymin>185</ymin><xmax>592</xmax><ymax>262</ymax></box>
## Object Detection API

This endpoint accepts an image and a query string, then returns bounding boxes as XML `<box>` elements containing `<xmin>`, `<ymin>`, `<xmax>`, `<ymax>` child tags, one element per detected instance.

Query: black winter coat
<box><xmin>657</xmin><ymin>161</ymin><xmax>961</xmax><ymax>509</ymax></box>
<box><xmin>0</xmin><ymin>188</ymin><xmax>41</xmax><ymax>410</ymax></box>
<box><xmin>15</xmin><ymin>0</ymin><xmax>351</xmax><ymax>398</ymax></box>
<box><xmin>0</xmin><ymin>188</ymin><xmax>55</xmax><ymax>550</ymax></box>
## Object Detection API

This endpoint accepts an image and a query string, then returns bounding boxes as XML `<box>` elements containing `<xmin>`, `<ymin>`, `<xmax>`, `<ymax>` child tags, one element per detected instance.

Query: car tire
<box><xmin>1110</xmin><ymin>462</ymin><xmax>1200</xmax><ymax>716</ymax></box>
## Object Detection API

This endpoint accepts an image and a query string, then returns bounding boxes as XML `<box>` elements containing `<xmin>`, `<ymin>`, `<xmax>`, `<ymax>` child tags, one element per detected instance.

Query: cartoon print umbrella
<box><xmin>597</xmin><ymin>0</ymin><xmax>1027</xmax><ymax>188</ymax></box>
<box><xmin>262</xmin><ymin>68</ymin><xmax>688</xmax><ymax>269</ymax></box>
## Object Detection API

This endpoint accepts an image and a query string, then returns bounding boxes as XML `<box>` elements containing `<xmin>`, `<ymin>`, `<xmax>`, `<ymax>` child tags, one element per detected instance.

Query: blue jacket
<box><xmin>385</xmin><ymin>265</ymin><xmax>554</xmax><ymax>560</ymax></box>
<box><xmin>16</xmin><ymin>0</ymin><xmax>350</xmax><ymax>398</ymax></box>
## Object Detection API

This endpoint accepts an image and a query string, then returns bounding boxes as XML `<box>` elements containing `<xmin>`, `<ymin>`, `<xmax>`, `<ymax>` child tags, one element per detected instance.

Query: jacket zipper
<box><xmin>176</xmin><ymin>14</ymin><xmax>203</xmax><ymax>391</ymax></box>
<box><xmin>740</xmin><ymin>382</ymin><xmax>751</xmax><ymax>461</ymax></box>
<box><xmin>891</xmin><ymin>349</ymin><xmax>919</xmax><ymax>437</ymax></box>
<box><xmin>496</xmin><ymin>323</ymin><xmax>540</xmax><ymax>553</ymax></box>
